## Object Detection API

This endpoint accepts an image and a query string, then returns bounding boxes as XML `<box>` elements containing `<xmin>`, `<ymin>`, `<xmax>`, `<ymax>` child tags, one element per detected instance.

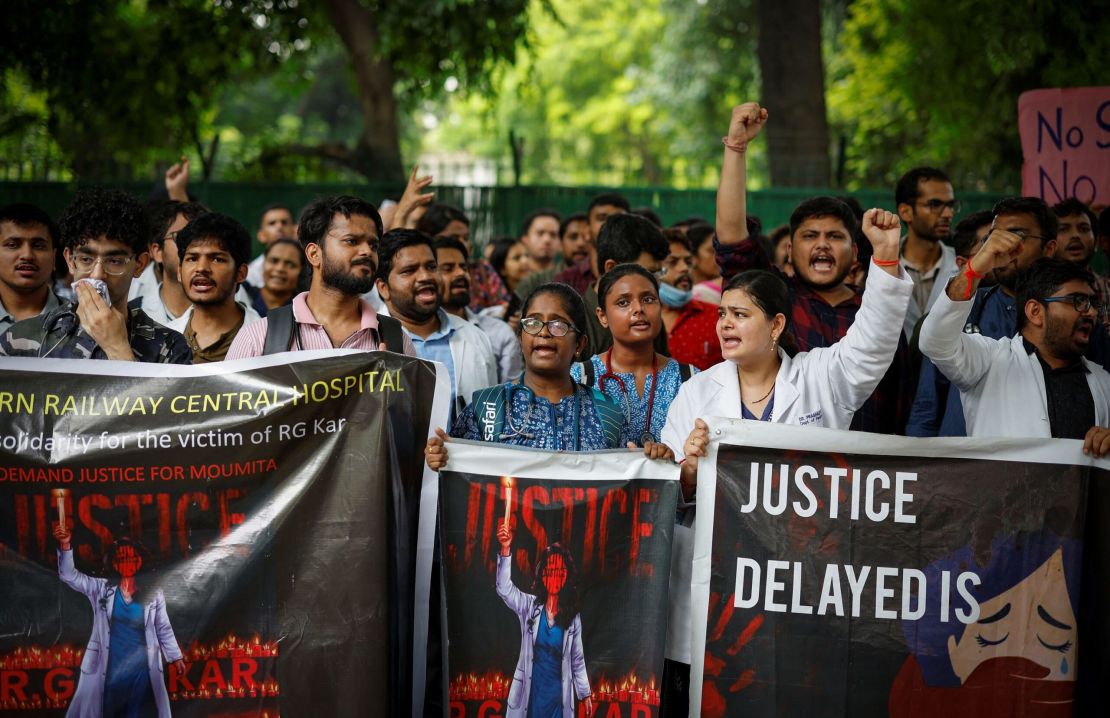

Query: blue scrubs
<box><xmin>103</xmin><ymin>590</ymin><xmax>156</xmax><ymax>718</ymax></box>
<box><xmin>527</xmin><ymin>608</ymin><xmax>564</xmax><ymax>718</ymax></box>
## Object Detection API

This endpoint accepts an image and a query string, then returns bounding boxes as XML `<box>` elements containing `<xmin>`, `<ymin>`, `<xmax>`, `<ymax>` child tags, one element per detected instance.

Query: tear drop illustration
<box><xmin>1061</xmin><ymin>657</ymin><xmax>1069</xmax><ymax>675</ymax></box>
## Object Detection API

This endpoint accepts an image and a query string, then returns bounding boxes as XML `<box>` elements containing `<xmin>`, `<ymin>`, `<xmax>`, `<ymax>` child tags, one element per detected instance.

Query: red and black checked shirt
<box><xmin>714</xmin><ymin>234</ymin><xmax>913</xmax><ymax>434</ymax></box>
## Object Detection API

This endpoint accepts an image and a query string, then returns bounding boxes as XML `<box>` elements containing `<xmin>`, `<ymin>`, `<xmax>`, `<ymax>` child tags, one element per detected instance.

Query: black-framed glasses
<box><xmin>917</xmin><ymin>199</ymin><xmax>961</xmax><ymax>213</ymax></box>
<box><xmin>999</xmin><ymin>228</ymin><xmax>1046</xmax><ymax>243</ymax></box>
<box><xmin>71</xmin><ymin>253</ymin><xmax>134</xmax><ymax>276</ymax></box>
<box><xmin>1041</xmin><ymin>293</ymin><xmax>1101</xmax><ymax>314</ymax></box>
<box><xmin>521</xmin><ymin>317</ymin><xmax>577</xmax><ymax>337</ymax></box>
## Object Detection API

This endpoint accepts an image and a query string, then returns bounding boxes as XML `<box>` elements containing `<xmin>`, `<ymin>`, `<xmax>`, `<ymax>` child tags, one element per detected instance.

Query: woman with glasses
<box><xmin>425</xmin><ymin>282</ymin><xmax>673</xmax><ymax>467</ymax></box>
<box><xmin>571</xmin><ymin>264</ymin><xmax>697</xmax><ymax>448</ymax></box>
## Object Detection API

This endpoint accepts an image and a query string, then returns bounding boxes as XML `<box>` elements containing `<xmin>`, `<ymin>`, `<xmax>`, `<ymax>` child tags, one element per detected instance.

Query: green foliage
<box><xmin>422</xmin><ymin>0</ymin><xmax>765</xmax><ymax>188</ymax></box>
<box><xmin>828</xmin><ymin>0</ymin><xmax>1110</xmax><ymax>191</ymax></box>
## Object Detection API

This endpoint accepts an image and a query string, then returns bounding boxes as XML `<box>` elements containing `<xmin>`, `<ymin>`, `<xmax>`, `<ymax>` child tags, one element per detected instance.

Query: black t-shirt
<box><xmin>1025</xmin><ymin>339</ymin><xmax>1095</xmax><ymax>440</ymax></box>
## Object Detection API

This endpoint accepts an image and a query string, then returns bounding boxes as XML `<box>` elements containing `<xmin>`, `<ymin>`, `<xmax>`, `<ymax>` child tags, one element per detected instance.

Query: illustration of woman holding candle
<box><xmin>53</xmin><ymin>517</ymin><xmax>185</xmax><ymax>718</ymax></box>
<box><xmin>495</xmin><ymin>516</ymin><xmax>593</xmax><ymax>718</ymax></box>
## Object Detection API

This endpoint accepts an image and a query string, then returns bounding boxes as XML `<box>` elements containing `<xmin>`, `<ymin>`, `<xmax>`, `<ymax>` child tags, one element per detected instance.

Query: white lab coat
<box><xmin>57</xmin><ymin>549</ymin><xmax>183</xmax><ymax>718</ymax></box>
<box><xmin>918</xmin><ymin>291</ymin><xmax>1110</xmax><ymax>437</ymax></box>
<box><xmin>495</xmin><ymin>554</ymin><xmax>590</xmax><ymax>718</ymax></box>
<box><xmin>659</xmin><ymin>260</ymin><xmax>913</xmax><ymax>663</ymax></box>
<box><xmin>380</xmin><ymin>306</ymin><xmax>499</xmax><ymax>409</ymax></box>
<box><xmin>466</xmin><ymin>308</ymin><xmax>523</xmax><ymax>383</ymax></box>
<box><xmin>900</xmin><ymin>238</ymin><xmax>958</xmax><ymax>340</ymax></box>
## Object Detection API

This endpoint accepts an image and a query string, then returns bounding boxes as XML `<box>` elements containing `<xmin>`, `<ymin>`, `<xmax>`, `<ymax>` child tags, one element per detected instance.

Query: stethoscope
<box><xmin>499</xmin><ymin>376</ymin><xmax>583</xmax><ymax>451</ymax></box>
<box><xmin>598</xmin><ymin>349</ymin><xmax>658</xmax><ymax>445</ymax></box>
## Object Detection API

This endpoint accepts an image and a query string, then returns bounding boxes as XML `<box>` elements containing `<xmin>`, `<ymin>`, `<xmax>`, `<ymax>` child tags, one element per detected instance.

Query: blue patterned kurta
<box><xmin>571</xmin><ymin>356</ymin><xmax>693</xmax><ymax>447</ymax></box>
<box><xmin>451</xmin><ymin>382</ymin><xmax>618</xmax><ymax>450</ymax></box>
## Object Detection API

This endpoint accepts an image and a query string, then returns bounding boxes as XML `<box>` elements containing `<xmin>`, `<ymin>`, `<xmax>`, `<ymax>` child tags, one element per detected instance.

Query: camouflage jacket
<box><xmin>0</xmin><ymin>301</ymin><xmax>192</xmax><ymax>363</ymax></box>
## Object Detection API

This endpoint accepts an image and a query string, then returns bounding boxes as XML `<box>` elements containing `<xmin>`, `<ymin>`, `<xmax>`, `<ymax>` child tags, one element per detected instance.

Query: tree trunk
<box><xmin>755</xmin><ymin>0</ymin><xmax>831</xmax><ymax>187</ymax></box>
<box><xmin>324</xmin><ymin>0</ymin><xmax>405</xmax><ymax>183</ymax></box>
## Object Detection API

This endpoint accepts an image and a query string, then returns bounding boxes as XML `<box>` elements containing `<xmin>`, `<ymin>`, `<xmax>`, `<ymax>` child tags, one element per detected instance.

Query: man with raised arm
<box><xmin>712</xmin><ymin>102</ymin><xmax>913</xmax><ymax>434</ymax></box>
<box><xmin>919</xmin><ymin>240</ymin><xmax>1110</xmax><ymax>452</ymax></box>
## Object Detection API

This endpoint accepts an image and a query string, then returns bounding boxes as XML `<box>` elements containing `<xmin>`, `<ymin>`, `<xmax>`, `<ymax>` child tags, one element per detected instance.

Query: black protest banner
<box><xmin>689</xmin><ymin>421</ymin><xmax>1109</xmax><ymax>718</ymax></box>
<box><xmin>439</xmin><ymin>442</ymin><xmax>680</xmax><ymax>718</ymax></box>
<box><xmin>0</xmin><ymin>350</ymin><xmax>447</xmax><ymax>716</ymax></box>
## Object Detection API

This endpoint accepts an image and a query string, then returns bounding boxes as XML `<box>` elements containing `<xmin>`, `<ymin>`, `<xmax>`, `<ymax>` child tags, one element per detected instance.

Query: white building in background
<box><xmin>416</xmin><ymin>152</ymin><xmax>500</xmax><ymax>187</ymax></box>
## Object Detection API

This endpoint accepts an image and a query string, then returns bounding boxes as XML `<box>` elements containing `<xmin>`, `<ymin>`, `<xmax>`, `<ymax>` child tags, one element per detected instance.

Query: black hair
<box><xmin>0</xmin><ymin>203</ymin><xmax>59</xmax><ymax>248</ymax></box>
<box><xmin>631</xmin><ymin>207</ymin><xmax>663</xmax><ymax>228</ymax></box>
<box><xmin>175</xmin><ymin>211</ymin><xmax>253</xmax><ymax>269</ymax></box>
<box><xmin>530</xmin><ymin>542</ymin><xmax>580</xmax><ymax>630</ymax></box>
<box><xmin>259</xmin><ymin>202</ymin><xmax>293</xmax><ymax>224</ymax></box>
<box><xmin>663</xmin><ymin>227</ymin><xmax>692</xmax><ymax>253</ymax></box>
<box><xmin>596</xmin><ymin>213</ymin><xmax>669</xmax><ymax>273</ymax></box>
<box><xmin>59</xmin><ymin>188</ymin><xmax>150</xmax><ymax>254</ymax></box>
<box><xmin>433</xmin><ymin>235</ymin><xmax>470</xmax><ymax>260</ymax></box>
<box><xmin>417</xmin><ymin>203</ymin><xmax>469</xmax><ymax>236</ymax></box>
<box><xmin>1052</xmin><ymin>198</ymin><xmax>1098</xmax><ymax>233</ymax></box>
<box><xmin>264</xmin><ymin>237</ymin><xmax>310</xmax><ymax>292</ymax></box>
<box><xmin>587</xmin><ymin>192</ymin><xmax>631</xmax><ymax>214</ymax></box>
<box><xmin>670</xmin><ymin>216</ymin><xmax>708</xmax><ymax>229</ymax></box>
<box><xmin>147</xmin><ymin>200</ymin><xmax>208</xmax><ymax>249</ymax></box>
<box><xmin>952</xmin><ymin>210</ymin><xmax>993</xmax><ymax>258</ymax></box>
<box><xmin>685</xmin><ymin>223</ymin><xmax>716</xmax><ymax>254</ymax></box>
<box><xmin>895</xmin><ymin>166</ymin><xmax>952</xmax><ymax>207</ymax></box>
<box><xmin>1015</xmin><ymin>258</ymin><xmax>1094</xmax><ymax>330</ymax></box>
<box><xmin>100</xmin><ymin>535</ymin><xmax>156</xmax><ymax>602</ymax></box>
<box><xmin>1100</xmin><ymin>206</ymin><xmax>1110</xmax><ymax>239</ymax></box>
<box><xmin>559</xmin><ymin>213</ymin><xmax>589</xmax><ymax>239</ymax></box>
<box><xmin>597</xmin><ymin>263</ymin><xmax>660</xmax><ymax>306</ymax></box>
<box><xmin>488</xmin><ymin>237</ymin><xmax>521</xmax><ymax>279</ymax></box>
<box><xmin>722</xmin><ymin>270</ymin><xmax>792</xmax><ymax>332</ymax></box>
<box><xmin>768</xmin><ymin>224</ymin><xmax>791</xmax><ymax>246</ymax></box>
<box><xmin>376</xmin><ymin>228</ymin><xmax>435</xmax><ymax>283</ymax></box>
<box><xmin>297</xmin><ymin>195</ymin><xmax>383</xmax><ymax>249</ymax></box>
<box><xmin>992</xmin><ymin>197</ymin><xmax>1058</xmax><ymax>241</ymax></box>
<box><xmin>521</xmin><ymin>282</ymin><xmax>588</xmax><ymax>336</ymax></box>
<box><xmin>788</xmin><ymin>196</ymin><xmax>859</xmax><ymax>239</ymax></box>
<box><xmin>520</xmin><ymin>208</ymin><xmax>561</xmax><ymax>237</ymax></box>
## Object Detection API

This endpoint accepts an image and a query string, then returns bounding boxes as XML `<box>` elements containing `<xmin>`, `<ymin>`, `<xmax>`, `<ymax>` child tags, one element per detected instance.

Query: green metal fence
<box><xmin>0</xmin><ymin>181</ymin><xmax>1012</xmax><ymax>255</ymax></box>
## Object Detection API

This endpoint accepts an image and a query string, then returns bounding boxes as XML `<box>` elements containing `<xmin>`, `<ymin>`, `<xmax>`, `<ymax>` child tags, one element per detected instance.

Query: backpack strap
<box><xmin>587</xmin><ymin>388</ymin><xmax>624</xmax><ymax>448</ymax></box>
<box><xmin>572</xmin><ymin>359</ymin><xmax>597</xmax><ymax>387</ymax></box>
<box><xmin>678</xmin><ymin>362</ymin><xmax>694</xmax><ymax>383</ymax></box>
<box><xmin>470</xmin><ymin>385</ymin><xmax>508</xmax><ymax>443</ymax></box>
<box><xmin>376</xmin><ymin>313</ymin><xmax>404</xmax><ymax>352</ymax></box>
<box><xmin>263</xmin><ymin>304</ymin><xmax>295</xmax><ymax>355</ymax></box>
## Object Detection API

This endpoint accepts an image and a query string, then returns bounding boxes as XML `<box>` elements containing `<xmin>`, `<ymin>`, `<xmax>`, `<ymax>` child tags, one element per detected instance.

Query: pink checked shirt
<box><xmin>226</xmin><ymin>291</ymin><xmax>416</xmax><ymax>360</ymax></box>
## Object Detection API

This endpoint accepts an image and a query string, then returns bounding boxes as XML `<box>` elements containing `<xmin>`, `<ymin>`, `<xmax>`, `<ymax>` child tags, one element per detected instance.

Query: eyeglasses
<box><xmin>521</xmin><ymin>317</ymin><xmax>578</xmax><ymax>337</ymax></box>
<box><xmin>917</xmin><ymin>200</ymin><xmax>961</xmax><ymax>213</ymax></box>
<box><xmin>71</xmin><ymin>253</ymin><xmax>134</xmax><ymax>276</ymax></box>
<box><xmin>1005</xmin><ymin>228</ymin><xmax>1047</xmax><ymax>243</ymax></box>
<box><xmin>1041</xmin><ymin>293</ymin><xmax>1102</xmax><ymax>314</ymax></box>
<box><xmin>164</xmin><ymin>230</ymin><xmax>182</xmax><ymax>243</ymax></box>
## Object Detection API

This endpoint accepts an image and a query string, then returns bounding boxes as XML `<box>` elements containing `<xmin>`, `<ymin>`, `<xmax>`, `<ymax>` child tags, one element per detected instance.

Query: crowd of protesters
<box><xmin>3</xmin><ymin>102</ymin><xmax>1110</xmax><ymax>716</ymax></box>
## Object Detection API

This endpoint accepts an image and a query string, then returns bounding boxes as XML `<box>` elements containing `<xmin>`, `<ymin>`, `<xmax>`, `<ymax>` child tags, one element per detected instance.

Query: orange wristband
<box><xmin>962</xmin><ymin>264</ymin><xmax>986</xmax><ymax>300</ymax></box>
<box><xmin>873</xmin><ymin>258</ymin><xmax>900</xmax><ymax>267</ymax></box>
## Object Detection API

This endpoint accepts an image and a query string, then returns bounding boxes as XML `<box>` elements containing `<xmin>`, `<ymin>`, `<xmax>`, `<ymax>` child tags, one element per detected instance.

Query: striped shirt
<box><xmin>226</xmin><ymin>291</ymin><xmax>416</xmax><ymax>360</ymax></box>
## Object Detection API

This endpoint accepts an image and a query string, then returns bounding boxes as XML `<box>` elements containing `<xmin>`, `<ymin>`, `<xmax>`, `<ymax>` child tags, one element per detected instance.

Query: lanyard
<box><xmin>599</xmin><ymin>350</ymin><xmax>658</xmax><ymax>444</ymax></box>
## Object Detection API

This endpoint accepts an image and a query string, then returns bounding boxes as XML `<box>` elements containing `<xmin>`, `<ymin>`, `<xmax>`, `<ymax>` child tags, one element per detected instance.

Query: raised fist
<box><xmin>861</xmin><ymin>208</ymin><xmax>901</xmax><ymax>262</ymax></box>
<box><xmin>726</xmin><ymin>103</ymin><xmax>769</xmax><ymax>148</ymax></box>
<box><xmin>53</xmin><ymin>523</ymin><xmax>72</xmax><ymax>550</ymax></box>
<box><xmin>497</xmin><ymin>520</ymin><xmax>513</xmax><ymax>556</ymax></box>
<box><xmin>969</xmin><ymin>226</ymin><xmax>1026</xmax><ymax>274</ymax></box>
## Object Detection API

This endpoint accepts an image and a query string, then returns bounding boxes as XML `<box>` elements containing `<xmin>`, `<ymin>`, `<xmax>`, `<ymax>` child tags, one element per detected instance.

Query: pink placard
<box><xmin>1019</xmin><ymin>86</ymin><xmax>1110</xmax><ymax>205</ymax></box>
